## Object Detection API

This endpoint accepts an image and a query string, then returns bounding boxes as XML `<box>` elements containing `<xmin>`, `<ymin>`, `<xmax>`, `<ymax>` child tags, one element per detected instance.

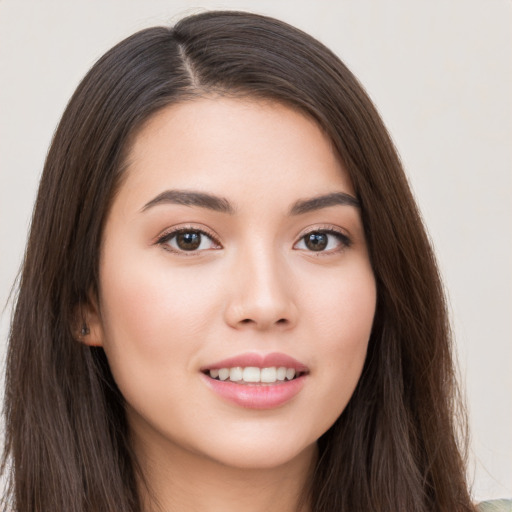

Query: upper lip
<box><xmin>201</xmin><ymin>352</ymin><xmax>309</xmax><ymax>372</ymax></box>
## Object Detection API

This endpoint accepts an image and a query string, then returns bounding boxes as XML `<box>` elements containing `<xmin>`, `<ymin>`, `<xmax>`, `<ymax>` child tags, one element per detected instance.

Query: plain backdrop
<box><xmin>0</xmin><ymin>0</ymin><xmax>510</xmax><ymax>502</ymax></box>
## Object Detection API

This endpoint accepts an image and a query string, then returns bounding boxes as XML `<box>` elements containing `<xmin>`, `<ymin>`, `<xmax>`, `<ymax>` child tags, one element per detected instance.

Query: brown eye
<box><xmin>158</xmin><ymin>228</ymin><xmax>220</xmax><ymax>253</ymax></box>
<box><xmin>304</xmin><ymin>232</ymin><xmax>328</xmax><ymax>251</ymax></box>
<box><xmin>176</xmin><ymin>231</ymin><xmax>202</xmax><ymax>251</ymax></box>
<box><xmin>294</xmin><ymin>229</ymin><xmax>351</xmax><ymax>253</ymax></box>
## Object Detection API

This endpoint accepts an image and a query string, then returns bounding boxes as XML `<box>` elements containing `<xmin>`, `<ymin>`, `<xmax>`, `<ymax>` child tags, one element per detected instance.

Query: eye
<box><xmin>157</xmin><ymin>228</ymin><xmax>221</xmax><ymax>253</ymax></box>
<box><xmin>294</xmin><ymin>229</ymin><xmax>351</xmax><ymax>253</ymax></box>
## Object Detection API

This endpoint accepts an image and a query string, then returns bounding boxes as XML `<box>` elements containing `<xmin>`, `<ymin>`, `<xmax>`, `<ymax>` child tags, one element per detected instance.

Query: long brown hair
<box><xmin>2</xmin><ymin>10</ymin><xmax>475</xmax><ymax>512</ymax></box>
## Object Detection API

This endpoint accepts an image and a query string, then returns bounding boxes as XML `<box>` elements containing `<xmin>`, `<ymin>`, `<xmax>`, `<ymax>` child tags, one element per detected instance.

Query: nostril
<box><xmin>237</xmin><ymin>317</ymin><xmax>288</xmax><ymax>327</ymax></box>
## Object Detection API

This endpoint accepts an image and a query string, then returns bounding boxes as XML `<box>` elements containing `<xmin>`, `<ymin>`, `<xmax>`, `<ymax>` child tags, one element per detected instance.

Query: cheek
<box><xmin>305</xmin><ymin>261</ymin><xmax>376</xmax><ymax>349</ymax></box>
<box><xmin>302</xmin><ymin>262</ymin><xmax>376</xmax><ymax>421</ymax></box>
<box><xmin>97</xmin><ymin>252</ymin><xmax>223</xmax><ymax>373</ymax></box>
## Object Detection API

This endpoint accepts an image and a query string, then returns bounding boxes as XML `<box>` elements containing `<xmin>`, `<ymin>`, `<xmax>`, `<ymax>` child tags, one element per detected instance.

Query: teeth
<box><xmin>229</xmin><ymin>367</ymin><xmax>243</xmax><ymax>382</ymax></box>
<box><xmin>208</xmin><ymin>366</ymin><xmax>300</xmax><ymax>383</ymax></box>
<box><xmin>243</xmin><ymin>367</ymin><xmax>260</xmax><ymax>382</ymax></box>
<box><xmin>260</xmin><ymin>367</ymin><xmax>277</xmax><ymax>383</ymax></box>
<box><xmin>218</xmin><ymin>368</ymin><xmax>230</xmax><ymax>381</ymax></box>
<box><xmin>286</xmin><ymin>368</ymin><xmax>296</xmax><ymax>380</ymax></box>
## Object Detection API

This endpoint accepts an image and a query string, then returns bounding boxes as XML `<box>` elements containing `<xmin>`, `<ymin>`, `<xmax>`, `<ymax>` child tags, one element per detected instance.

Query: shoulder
<box><xmin>477</xmin><ymin>500</ymin><xmax>512</xmax><ymax>512</ymax></box>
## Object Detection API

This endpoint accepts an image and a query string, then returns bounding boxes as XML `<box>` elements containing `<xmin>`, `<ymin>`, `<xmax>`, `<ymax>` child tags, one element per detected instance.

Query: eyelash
<box><xmin>295</xmin><ymin>226</ymin><xmax>352</xmax><ymax>254</ymax></box>
<box><xmin>155</xmin><ymin>226</ymin><xmax>352</xmax><ymax>255</ymax></box>
<box><xmin>155</xmin><ymin>226</ymin><xmax>221</xmax><ymax>255</ymax></box>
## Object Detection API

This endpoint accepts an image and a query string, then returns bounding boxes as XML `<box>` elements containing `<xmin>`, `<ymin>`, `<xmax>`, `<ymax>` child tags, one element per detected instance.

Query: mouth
<box><xmin>202</xmin><ymin>366</ymin><xmax>308</xmax><ymax>384</ymax></box>
<box><xmin>200</xmin><ymin>352</ymin><xmax>309</xmax><ymax>408</ymax></box>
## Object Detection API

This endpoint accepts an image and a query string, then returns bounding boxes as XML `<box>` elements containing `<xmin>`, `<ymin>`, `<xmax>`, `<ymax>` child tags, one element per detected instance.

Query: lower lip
<box><xmin>201</xmin><ymin>374</ymin><xmax>307</xmax><ymax>409</ymax></box>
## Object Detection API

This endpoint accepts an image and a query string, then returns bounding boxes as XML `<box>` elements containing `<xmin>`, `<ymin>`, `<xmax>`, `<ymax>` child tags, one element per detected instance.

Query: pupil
<box><xmin>305</xmin><ymin>233</ymin><xmax>327</xmax><ymax>251</ymax></box>
<box><xmin>177</xmin><ymin>232</ymin><xmax>201</xmax><ymax>250</ymax></box>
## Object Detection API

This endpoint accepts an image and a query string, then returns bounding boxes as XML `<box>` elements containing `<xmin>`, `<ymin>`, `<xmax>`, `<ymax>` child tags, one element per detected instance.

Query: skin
<box><xmin>84</xmin><ymin>97</ymin><xmax>377</xmax><ymax>512</ymax></box>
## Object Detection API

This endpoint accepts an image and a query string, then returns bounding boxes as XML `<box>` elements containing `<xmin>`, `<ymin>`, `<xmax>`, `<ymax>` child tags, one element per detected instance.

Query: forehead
<box><xmin>120</xmin><ymin>97</ymin><xmax>354</xmax><ymax>205</ymax></box>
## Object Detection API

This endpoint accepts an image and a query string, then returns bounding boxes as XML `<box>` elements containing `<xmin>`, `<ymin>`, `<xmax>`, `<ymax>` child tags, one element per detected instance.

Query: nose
<box><xmin>223</xmin><ymin>246</ymin><xmax>298</xmax><ymax>331</ymax></box>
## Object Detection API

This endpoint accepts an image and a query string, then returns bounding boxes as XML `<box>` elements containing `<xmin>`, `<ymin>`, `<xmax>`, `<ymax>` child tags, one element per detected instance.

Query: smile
<box><xmin>200</xmin><ymin>353</ymin><xmax>309</xmax><ymax>409</ymax></box>
<box><xmin>205</xmin><ymin>366</ymin><xmax>305</xmax><ymax>383</ymax></box>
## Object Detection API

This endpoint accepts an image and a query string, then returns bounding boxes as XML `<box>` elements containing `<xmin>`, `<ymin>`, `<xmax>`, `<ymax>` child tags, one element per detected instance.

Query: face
<box><xmin>86</xmin><ymin>98</ymin><xmax>376</xmax><ymax>471</ymax></box>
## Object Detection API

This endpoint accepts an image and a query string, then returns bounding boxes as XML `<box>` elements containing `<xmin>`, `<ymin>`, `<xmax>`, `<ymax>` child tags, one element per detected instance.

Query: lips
<box><xmin>201</xmin><ymin>352</ymin><xmax>308</xmax><ymax>372</ymax></box>
<box><xmin>200</xmin><ymin>352</ymin><xmax>309</xmax><ymax>409</ymax></box>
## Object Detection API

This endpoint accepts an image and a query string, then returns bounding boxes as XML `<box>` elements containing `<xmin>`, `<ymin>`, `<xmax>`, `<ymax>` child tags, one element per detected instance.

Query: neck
<box><xmin>134</xmin><ymin>433</ymin><xmax>316</xmax><ymax>512</ymax></box>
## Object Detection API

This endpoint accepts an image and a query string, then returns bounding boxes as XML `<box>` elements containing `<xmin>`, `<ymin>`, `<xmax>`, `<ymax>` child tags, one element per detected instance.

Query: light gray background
<box><xmin>1</xmin><ymin>0</ymin><xmax>510</xmax><ymax>502</ymax></box>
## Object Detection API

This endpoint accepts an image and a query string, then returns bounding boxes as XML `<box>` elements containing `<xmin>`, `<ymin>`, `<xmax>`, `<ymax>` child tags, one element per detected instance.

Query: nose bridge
<box><xmin>224</xmin><ymin>237</ymin><xmax>297</xmax><ymax>330</ymax></box>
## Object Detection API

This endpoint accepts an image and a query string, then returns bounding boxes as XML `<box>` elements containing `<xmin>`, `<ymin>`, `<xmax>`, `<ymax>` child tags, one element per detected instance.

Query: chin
<box><xmin>204</xmin><ymin>440</ymin><xmax>317</xmax><ymax>471</ymax></box>
<box><xmin>190</xmin><ymin>425</ymin><xmax>320</xmax><ymax>471</ymax></box>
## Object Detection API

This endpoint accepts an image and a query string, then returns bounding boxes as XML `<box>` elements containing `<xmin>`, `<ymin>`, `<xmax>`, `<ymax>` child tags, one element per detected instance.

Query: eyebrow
<box><xmin>141</xmin><ymin>190</ymin><xmax>235</xmax><ymax>214</ymax></box>
<box><xmin>141</xmin><ymin>189</ymin><xmax>360</xmax><ymax>215</ymax></box>
<box><xmin>289</xmin><ymin>192</ymin><xmax>360</xmax><ymax>215</ymax></box>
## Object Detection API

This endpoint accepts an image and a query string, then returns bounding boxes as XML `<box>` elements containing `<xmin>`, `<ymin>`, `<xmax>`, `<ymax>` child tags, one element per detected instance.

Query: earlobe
<box><xmin>76</xmin><ymin>296</ymin><xmax>105</xmax><ymax>347</ymax></box>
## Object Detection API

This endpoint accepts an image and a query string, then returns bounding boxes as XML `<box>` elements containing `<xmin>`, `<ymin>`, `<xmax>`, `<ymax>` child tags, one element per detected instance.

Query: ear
<box><xmin>76</xmin><ymin>294</ymin><xmax>105</xmax><ymax>347</ymax></box>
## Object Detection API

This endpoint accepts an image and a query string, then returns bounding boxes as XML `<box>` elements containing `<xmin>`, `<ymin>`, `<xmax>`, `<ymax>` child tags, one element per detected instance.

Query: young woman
<box><xmin>1</xmin><ymin>10</ymin><xmax>502</xmax><ymax>512</ymax></box>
